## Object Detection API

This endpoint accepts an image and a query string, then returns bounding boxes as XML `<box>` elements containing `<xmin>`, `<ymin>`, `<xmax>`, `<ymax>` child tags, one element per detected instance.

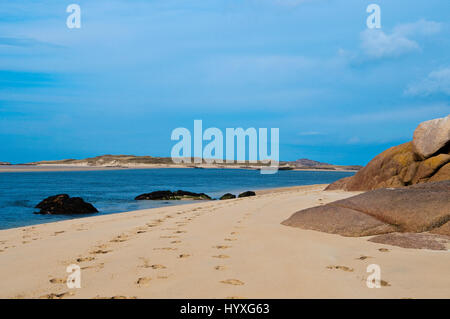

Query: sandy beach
<box><xmin>0</xmin><ymin>184</ymin><xmax>448</xmax><ymax>299</ymax></box>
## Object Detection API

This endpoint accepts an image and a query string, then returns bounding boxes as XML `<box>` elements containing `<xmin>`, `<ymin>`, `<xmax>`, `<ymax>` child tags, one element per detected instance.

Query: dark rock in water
<box><xmin>173</xmin><ymin>190</ymin><xmax>211</xmax><ymax>200</ymax></box>
<box><xmin>282</xmin><ymin>181</ymin><xmax>450</xmax><ymax>249</ymax></box>
<box><xmin>135</xmin><ymin>190</ymin><xmax>175</xmax><ymax>200</ymax></box>
<box><xmin>135</xmin><ymin>190</ymin><xmax>211</xmax><ymax>200</ymax></box>
<box><xmin>220</xmin><ymin>193</ymin><xmax>236</xmax><ymax>200</ymax></box>
<box><xmin>35</xmin><ymin>194</ymin><xmax>98</xmax><ymax>215</ymax></box>
<box><xmin>238</xmin><ymin>191</ymin><xmax>256</xmax><ymax>198</ymax></box>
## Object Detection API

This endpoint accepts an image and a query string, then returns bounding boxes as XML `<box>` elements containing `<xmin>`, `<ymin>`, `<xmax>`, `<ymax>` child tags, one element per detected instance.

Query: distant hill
<box><xmin>281</xmin><ymin>158</ymin><xmax>362</xmax><ymax>171</ymax></box>
<box><xmin>29</xmin><ymin>155</ymin><xmax>361</xmax><ymax>171</ymax></box>
<box><xmin>0</xmin><ymin>162</ymin><xmax>11</xmax><ymax>165</ymax></box>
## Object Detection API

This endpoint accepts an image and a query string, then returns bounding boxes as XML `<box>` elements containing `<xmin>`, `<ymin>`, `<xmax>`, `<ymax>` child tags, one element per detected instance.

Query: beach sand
<box><xmin>0</xmin><ymin>184</ymin><xmax>448</xmax><ymax>299</ymax></box>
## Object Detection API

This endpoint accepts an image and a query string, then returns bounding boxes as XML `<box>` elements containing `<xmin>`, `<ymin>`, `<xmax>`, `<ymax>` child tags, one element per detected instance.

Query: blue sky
<box><xmin>0</xmin><ymin>0</ymin><xmax>449</xmax><ymax>165</ymax></box>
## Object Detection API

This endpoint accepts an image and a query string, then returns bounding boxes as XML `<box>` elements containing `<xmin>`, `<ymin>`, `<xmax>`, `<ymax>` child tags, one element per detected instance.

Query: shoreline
<box><xmin>0</xmin><ymin>184</ymin><xmax>331</xmax><ymax>232</ymax></box>
<box><xmin>0</xmin><ymin>184</ymin><xmax>448</xmax><ymax>299</ymax></box>
<box><xmin>0</xmin><ymin>164</ymin><xmax>359</xmax><ymax>173</ymax></box>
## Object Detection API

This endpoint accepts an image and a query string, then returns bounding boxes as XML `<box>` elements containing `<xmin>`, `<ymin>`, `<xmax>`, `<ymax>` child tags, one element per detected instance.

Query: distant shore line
<box><xmin>0</xmin><ymin>164</ymin><xmax>359</xmax><ymax>173</ymax></box>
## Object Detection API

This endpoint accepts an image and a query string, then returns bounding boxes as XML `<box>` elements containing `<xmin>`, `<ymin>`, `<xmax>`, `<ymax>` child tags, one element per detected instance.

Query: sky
<box><xmin>0</xmin><ymin>0</ymin><xmax>449</xmax><ymax>165</ymax></box>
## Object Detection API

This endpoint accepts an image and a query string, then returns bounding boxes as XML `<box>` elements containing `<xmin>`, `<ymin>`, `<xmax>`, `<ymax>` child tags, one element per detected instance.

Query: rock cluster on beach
<box><xmin>35</xmin><ymin>194</ymin><xmax>98</xmax><ymax>215</ymax></box>
<box><xmin>282</xmin><ymin>181</ymin><xmax>450</xmax><ymax>250</ymax></box>
<box><xmin>135</xmin><ymin>190</ymin><xmax>256</xmax><ymax>200</ymax></box>
<box><xmin>238</xmin><ymin>191</ymin><xmax>256</xmax><ymax>198</ymax></box>
<box><xmin>219</xmin><ymin>193</ymin><xmax>236</xmax><ymax>200</ymax></box>
<box><xmin>135</xmin><ymin>190</ymin><xmax>212</xmax><ymax>200</ymax></box>
<box><xmin>326</xmin><ymin>115</ymin><xmax>450</xmax><ymax>191</ymax></box>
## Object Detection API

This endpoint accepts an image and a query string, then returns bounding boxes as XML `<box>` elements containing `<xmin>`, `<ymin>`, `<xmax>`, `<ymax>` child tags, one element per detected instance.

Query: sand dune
<box><xmin>0</xmin><ymin>185</ymin><xmax>448</xmax><ymax>299</ymax></box>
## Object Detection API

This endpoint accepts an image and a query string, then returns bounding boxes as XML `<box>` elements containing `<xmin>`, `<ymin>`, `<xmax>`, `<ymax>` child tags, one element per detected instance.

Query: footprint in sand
<box><xmin>378</xmin><ymin>248</ymin><xmax>390</xmax><ymax>252</ymax></box>
<box><xmin>214</xmin><ymin>266</ymin><xmax>226</xmax><ymax>271</ymax></box>
<box><xmin>178</xmin><ymin>254</ymin><xmax>190</xmax><ymax>258</ymax></box>
<box><xmin>174</xmin><ymin>230</ymin><xmax>187</xmax><ymax>234</ymax></box>
<box><xmin>110</xmin><ymin>235</ymin><xmax>128</xmax><ymax>243</ymax></box>
<box><xmin>326</xmin><ymin>265</ymin><xmax>354</xmax><ymax>272</ymax></box>
<box><xmin>230</xmin><ymin>232</ymin><xmax>238</xmax><ymax>235</ymax></box>
<box><xmin>49</xmin><ymin>278</ymin><xmax>66</xmax><ymax>284</ymax></box>
<box><xmin>136</xmin><ymin>277</ymin><xmax>151</xmax><ymax>286</ymax></box>
<box><xmin>213</xmin><ymin>255</ymin><xmax>229</xmax><ymax>259</ymax></box>
<box><xmin>214</xmin><ymin>245</ymin><xmax>231</xmax><ymax>249</ymax></box>
<box><xmin>171</xmin><ymin>240</ymin><xmax>182</xmax><ymax>244</ymax></box>
<box><xmin>367</xmin><ymin>278</ymin><xmax>391</xmax><ymax>287</ymax></box>
<box><xmin>90</xmin><ymin>249</ymin><xmax>111</xmax><ymax>255</ymax></box>
<box><xmin>150</xmin><ymin>264</ymin><xmax>166</xmax><ymax>269</ymax></box>
<box><xmin>53</xmin><ymin>231</ymin><xmax>65</xmax><ymax>236</ymax></box>
<box><xmin>220</xmin><ymin>279</ymin><xmax>244</xmax><ymax>286</ymax></box>
<box><xmin>356</xmin><ymin>255</ymin><xmax>372</xmax><ymax>260</ymax></box>
<box><xmin>160</xmin><ymin>235</ymin><xmax>178</xmax><ymax>239</ymax></box>
<box><xmin>224</xmin><ymin>238</ymin><xmax>237</xmax><ymax>242</ymax></box>
<box><xmin>136</xmin><ymin>230</ymin><xmax>146</xmax><ymax>234</ymax></box>
<box><xmin>76</xmin><ymin>256</ymin><xmax>95</xmax><ymax>263</ymax></box>
<box><xmin>41</xmin><ymin>291</ymin><xmax>73</xmax><ymax>299</ymax></box>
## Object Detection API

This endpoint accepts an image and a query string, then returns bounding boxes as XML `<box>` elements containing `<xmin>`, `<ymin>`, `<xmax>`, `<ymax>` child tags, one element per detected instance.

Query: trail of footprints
<box><xmin>45</xmin><ymin>201</ymin><xmax>246</xmax><ymax>297</ymax></box>
<box><xmin>212</xmin><ymin>211</ymin><xmax>252</xmax><ymax>293</ymax></box>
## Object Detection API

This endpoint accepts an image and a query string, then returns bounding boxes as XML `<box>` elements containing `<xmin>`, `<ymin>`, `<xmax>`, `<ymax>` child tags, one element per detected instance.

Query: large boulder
<box><xmin>412</xmin><ymin>115</ymin><xmax>450</xmax><ymax>159</ymax></box>
<box><xmin>282</xmin><ymin>181</ymin><xmax>450</xmax><ymax>249</ymax></box>
<box><xmin>35</xmin><ymin>194</ymin><xmax>98</xmax><ymax>215</ymax></box>
<box><xmin>282</xmin><ymin>181</ymin><xmax>450</xmax><ymax>236</ymax></box>
<box><xmin>327</xmin><ymin>116</ymin><xmax>450</xmax><ymax>191</ymax></box>
<box><xmin>283</xmin><ymin>180</ymin><xmax>450</xmax><ymax>236</ymax></box>
<box><xmin>135</xmin><ymin>190</ymin><xmax>211</xmax><ymax>200</ymax></box>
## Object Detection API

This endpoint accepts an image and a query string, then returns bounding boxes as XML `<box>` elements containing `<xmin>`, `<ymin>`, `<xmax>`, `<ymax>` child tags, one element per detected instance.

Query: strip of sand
<box><xmin>0</xmin><ymin>184</ymin><xmax>448</xmax><ymax>299</ymax></box>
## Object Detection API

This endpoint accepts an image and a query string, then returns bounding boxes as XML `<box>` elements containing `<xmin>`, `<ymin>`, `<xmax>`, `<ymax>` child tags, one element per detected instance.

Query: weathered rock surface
<box><xmin>327</xmin><ymin>116</ymin><xmax>450</xmax><ymax>191</ymax></box>
<box><xmin>281</xmin><ymin>205</ymin><xmax>397</xmax><ymax>237</ymax></box>
<box><xmin>412</xmin><ymin>115</ymin><xmax>450</xmax><ymax>159</ymax></box>
<box><xmin>220</xmin><ymin>193</ymin><xmax>236</xmax><ymax>200</ymax></box>
<box><xmin>238</xmin><ymin>191</ymin><xmax>256</xmax><ymax>198</ymax></box>
<box><xmin>282</xmin><ymin>181</ymin><xmax>450</xmax><ymax>249</ymax></box>
<box><xmin>368</xmin><ymin>233</ymin><xmax>449</xmax><ymax>250</ymax></box>
<box><xmin>135</xmin><ymin>190</ymin><xmax>211</xmax><ymax>200</ymax></box>
<box><xmin>35</xmin><ymin>194</ymin><xmax>98</xmax><ymax>215</ymax></box>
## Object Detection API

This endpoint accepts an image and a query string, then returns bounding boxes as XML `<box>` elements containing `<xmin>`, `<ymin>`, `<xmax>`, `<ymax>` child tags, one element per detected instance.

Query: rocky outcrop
<box><xmin>35</xmin><ymin>194</ymin><xmax>98</xmax><ymax>215</ymax></box>
<box><xmin>413</xmin><ymin>115</ymin><xmax>450</xmax><ymax>158</ymax></box>
<box><xmin>220</xmin><ymin>193</ymin><xmax>236</xmax><ymax>200</ymax></box>
<box><xmin>135</xmin><ymin>190</ymin><xmax>211</xmax><ymax>200</ymax></box>
<box><xmin>327</xmin><ymin>115</ymin><xmax>450</xmax><ymax>191</ymax></box>
<box><xmin>238</xmin><ymin>191</ymin><xmax>256</xmax><ymax>198</ymax></box>
<box><xmin>282</xmin><ymin>181</ymin><xmax>450</xmax><ymax>249</ymax></box>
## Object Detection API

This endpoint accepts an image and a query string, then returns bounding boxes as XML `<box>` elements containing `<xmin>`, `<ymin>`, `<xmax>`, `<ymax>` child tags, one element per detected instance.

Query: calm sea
<box><xmin>0</xmin><ymin>168</ymin><xmax>354</xmax><ymax>230</ymax></box>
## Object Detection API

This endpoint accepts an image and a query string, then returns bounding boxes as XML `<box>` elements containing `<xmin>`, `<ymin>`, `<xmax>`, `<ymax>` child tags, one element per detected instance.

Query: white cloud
<box><xmin>360</xmin><ymin>19</ymin><xmax>442</xmax><ymax>59</ymax></box>
<box><xmin>406</xmin><ymin>67</ymin><xmax>450</xmax><ymax>96</ymax></box>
